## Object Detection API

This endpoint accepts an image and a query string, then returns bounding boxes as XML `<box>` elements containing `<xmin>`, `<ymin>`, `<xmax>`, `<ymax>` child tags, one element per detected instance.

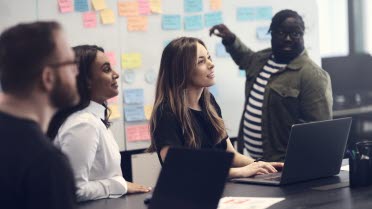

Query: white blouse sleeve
<box><xmin>57</xmin><ymin>120</ymin><xmax>128</xmax><ymax>202</ymax></box>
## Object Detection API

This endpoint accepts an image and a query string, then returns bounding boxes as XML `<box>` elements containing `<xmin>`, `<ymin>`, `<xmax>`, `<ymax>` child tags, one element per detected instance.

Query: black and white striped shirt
<box><xmin>243</xmin><ymin>58</ymin><xmax>287</xmax><ymax>159</ymax></box>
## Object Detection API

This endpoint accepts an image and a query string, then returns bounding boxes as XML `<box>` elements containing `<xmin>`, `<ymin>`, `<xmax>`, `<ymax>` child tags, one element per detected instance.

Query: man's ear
<box><xmin>40</xmin><ymin>67</ymin><xmax>56</xmax><ymax>92</ymax></box>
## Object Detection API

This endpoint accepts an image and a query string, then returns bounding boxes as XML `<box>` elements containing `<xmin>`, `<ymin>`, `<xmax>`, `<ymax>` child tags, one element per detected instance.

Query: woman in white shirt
<box><xmin>47</xmin><ymin>45</ymin><xmax>150</xmax><ymax>202</ymax></box>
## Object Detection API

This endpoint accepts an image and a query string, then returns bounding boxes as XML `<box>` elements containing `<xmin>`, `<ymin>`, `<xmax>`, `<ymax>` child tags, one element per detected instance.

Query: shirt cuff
<box><xmin>106</xmin><ymin>176</ymin><xmax>128</xmax><ymax>198</ymax></box>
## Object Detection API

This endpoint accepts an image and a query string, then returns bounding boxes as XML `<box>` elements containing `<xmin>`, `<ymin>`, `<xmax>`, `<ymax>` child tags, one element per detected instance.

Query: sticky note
<box><xmin>58</xmin><ymin>0</ymin><xmax>73</xmax><ymax>13</ymax></box>
<box><xmin>138</xmin><ymin>0</ymin><xmax>151</xmax><ymax>15</ymax></box>
<box><xmin>123</xmin><ymin>89</ymin><xmax>144</xmax><ymax>104</ymax></box>
<box><xmin>121</xmin><ymin>53</ymin><xmax>142</xmax><ymax>69</ymax></box>
<box><xmin>125</xmin><ymin>124</ymin><xmax>150</xmax><ymax>142</ymax></box>
<box><xmin>210</xmin><ymin>0</ymin><xmax>221</xmax><ymax>11</ymax></box>
<box><xmin>83</xmin><ymin>12</ymin><xmax>97</xmax><ymax>28</ymax></box>
<box><xmin>150</xmin><ymin>0</ymin><xmax>162</xmax><ymax>14</ymax></box>
<box><xmin>100</xmin><ymin>9</ymin><xmax>115</xmax><ymax>24</ymax></box>
<box><xmin>256</xmin><ymin>7</ymin><xmax>272</xmax><ymax>20</ymax></box>
<box><xmin>118</xmin><ymin>1</ymin><xmax>139</xmax><ymax>17</ymax></box>
<box><xmin>239</xmin><ymin>69</ymin><xmax>246</xmax><ymax>77</ymax></box>
<box><xmin>184</xmin><ymin>0</ymin><xmax>203</xmax><ymax>13</ymax></box>
<box><xmin>144</xmin><ymin>104</ymin><xmax>153</xmax><ymax>120</ymax></box>
<box><xmin>91</xmin><ymin>0</ymin><xmax>106</xmax><ymax>11</ymax></box>
<box><xmin>105</xmin><ymin>52</ymin><xmax>116</xmax><ymax>67</ymax></box>
<box><xmin>162</xmin><ymin>15</ymin><xmax>181</xmax><ymax>30</ymax></box>
<box><xmin>209</xmin><ymin>85</ymin><xmax>218</xmax><ymax>97</ymax></box>
<box><xmin>107</xmin><ymin>96</ymin><xmax>119</xmax><ymax>103</ymax></box>
<box><xmin>256</xmin><ymin>26</ymin><xmax>270</xmax><ymax>40</ymax></box>
<box><xmin>204</xmin><ymin>12</ymin><xmax>223</xmax><ymax>27</ymax></box>
<box><xmin>124</xmin><ymin>105</ymin><xmax>146</xmax><ymax>122</ymax></box>
<box><xmin>215</xmin><ymin>43</ymin><xmax>229</xmax><ymax>57</ymax></box>
<box><xmin>184</xmin><ymin>15</ymin><xmax>203</xmax><ymax>31</ymax></box>
<box><xmin>127</xmin><ymin>16</ymin><xmax>148</xmax><ymax>31</ymax></box>
<box><xmin>75</xmin><ymin>0</ymin><xmax>89</xmax><ymax>12</ymax></box>
<box><xmin>108</xmin><ymin>104</ymin><xmax>121</xmax><ymax>120</ymax></box>
<box><xmin>237</xmin><ymin>7</ymin><xmax>255</xmax><ymax>21</ymax></box>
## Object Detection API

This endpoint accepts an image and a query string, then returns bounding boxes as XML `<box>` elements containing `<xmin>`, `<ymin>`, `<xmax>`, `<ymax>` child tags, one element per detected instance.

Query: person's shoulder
<box><xmin>61</xmin><ymin>110</ymin><xmax>101</xmax><ymax>130</ymax></box>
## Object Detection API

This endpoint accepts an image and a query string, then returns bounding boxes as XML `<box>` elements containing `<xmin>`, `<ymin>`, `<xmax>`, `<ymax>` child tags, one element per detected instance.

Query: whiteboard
<box><xmin>0</xmin><ymin>0</ymin><xmax>320</xmax><ymax>151</ymax></box>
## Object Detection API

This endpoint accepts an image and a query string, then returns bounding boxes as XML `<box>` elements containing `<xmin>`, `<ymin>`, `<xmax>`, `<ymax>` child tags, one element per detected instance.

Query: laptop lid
<box><xmin>149</xmin><ymin>148</ymin><xmax>233</xmax><ymax>209</ymax></box>
<box><xmin>280</xmin><ymin>117</ymin><xmax>352</xmax><ymax>184</ymax></box>
<box><xmin>231</xmin><ymin>117</ymin><xmax>352</xmax><ymax>185</ymax></box>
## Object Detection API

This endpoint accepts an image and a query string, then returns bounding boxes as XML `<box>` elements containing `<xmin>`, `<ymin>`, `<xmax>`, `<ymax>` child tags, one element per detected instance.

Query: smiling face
<box><xmin>271</xmin><ymin>17</ymin><xmax>304</xmax><ymax>63</ymax></box>
<box><xmin>188</xmin><ymin>42</ymin><xmax>215</xmax><ymax>90</ymax></box>
<box><xmin>89</xmin><ymin>51</ymin><xmax>119</xmax><ymax>103</ymax></box>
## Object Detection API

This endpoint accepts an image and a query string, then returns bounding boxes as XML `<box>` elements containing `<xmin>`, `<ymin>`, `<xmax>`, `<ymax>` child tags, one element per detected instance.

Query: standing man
<box><xmin>210</xmin><ymin>9</ymin><xmax>333</xmax><ymax>161</ymax></box>
<box><xmin>0</xmin><ymin>21</ymin><xmax>80</xmax><ymax>209</ymax></box>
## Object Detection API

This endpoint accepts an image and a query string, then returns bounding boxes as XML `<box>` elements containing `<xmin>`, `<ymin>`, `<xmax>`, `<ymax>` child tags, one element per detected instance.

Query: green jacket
<box><xmin>224</xmin><ymin>37</ymin><xmax>333</xmax><ymax>161</ymax></box>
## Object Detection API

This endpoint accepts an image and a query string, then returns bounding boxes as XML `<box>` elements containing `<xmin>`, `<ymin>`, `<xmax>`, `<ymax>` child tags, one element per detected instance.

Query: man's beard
<box><xmin>50</xmin><ymin>74</ymin><xmax>79</xmax><ymax>109</ymax></box>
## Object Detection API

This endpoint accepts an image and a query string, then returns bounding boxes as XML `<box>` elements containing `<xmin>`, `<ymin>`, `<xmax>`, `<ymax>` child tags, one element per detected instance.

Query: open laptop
<box><xmin>231</xmin><ymin>117</ymin><xmax>352</xmax><ymax>186</ymax></box>
<box><xmin>148</xmin><ymin>147</ymin><xmax>233</xmax><ymax>209</ymax></box>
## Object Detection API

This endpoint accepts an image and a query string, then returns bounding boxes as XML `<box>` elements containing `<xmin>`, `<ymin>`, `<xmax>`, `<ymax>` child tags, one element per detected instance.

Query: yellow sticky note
<box><xmin>100</xmin><ymin>9</ymin><xmax>115</xmax><ymax>24</ymax></box>
<box><xmin>144</xmin><ymin>104</ymin><xmax>153</xmax><ymax>120</ymax></box>
<box><xmin>108</xmin><ymin>104</ymin><xmax>121</xmax><ymax>120</ymax></box>
<box><xmin>121</xmin><ymin>53</ymin><xmax>142</xmax><ymax>69</ymax></box>
<box><xmin>127</xmin><ymin>16</ymin><xmax>148</xmax><ymax>31</ymax></box>
<box><xmin>92</xmin><ymin>0</ymin><xmax>106</xmax><ymax>11</ymax></box>
<box><xmin>210</xmin><ymin>0</ymin><xmax>221</xmax><ymax>11</ymax></box>
<box><xmin>150</xmin><ymin>0</ymin><xmax>162</xmax><ymax>14</ymax></box>
<box><xmin>118</xmin><ymin>1</ymin><xmax>139</xmax><ymax>17</ymax></box>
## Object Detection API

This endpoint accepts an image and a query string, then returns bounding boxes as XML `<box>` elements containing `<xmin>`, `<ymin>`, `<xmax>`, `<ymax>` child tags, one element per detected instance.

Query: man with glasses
<box><xmin>209</xmin><ymin>9</ymin><xmax>332</xmax><ymax>161</ymax></box>
<box><xmin>0</xmin><ymin>21</ymin><xmax>79</xmax><ymax>209</ymax></box>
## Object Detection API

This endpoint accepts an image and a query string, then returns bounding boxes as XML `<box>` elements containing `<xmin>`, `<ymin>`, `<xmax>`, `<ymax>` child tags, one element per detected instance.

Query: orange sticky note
<box><xmin>127</xmin><ymin>16</ymin><xmax>148</xmax><ymax>31</ymax></box>
<box><xmin>125</xmin><ymin>124</ymin><xmax>150</xmax><ymax>142</ymax></box>
<box><xmin>92</xmin><ymin>0</ymin><xmax>107</xmax><ymax>11</ymax></box>
<box><xmin>150</xmin><ymin>0</ymin><xmax>162</xmax><ymax>14</ymax></box>
<box><xmin>138</xmin><ymin>0</ymin><xmax>151</xmax><ymax>15</ymax></box>
<box><xmin>210</xmin><ymin>0</ymin><xmax>222</xmax><ymax>11</ymax></box>
<box><xmin>100</xmin><ymin>9</ymin><xmax>115</xmax><ymax>24</ymax></box>
<box><xmin>58</xmin><ymin>0</ymin><xmax>73</xmax><ymax>13</ymax></box>
<box><xmin>108</xmin><ymin>104</ymin><xmax>121</xmax><ymax>120</ymax></box>
<box><xmin>83</xmin><ymin>12</ymin><xmax>97</xmax><ymax>28</ymax></box>
<box><xmin>118</xmin><ymin>1</ymin><xmax>139</xmax><ymax>17</ymax></box>
<box><xmin>105</xmin><ymin>51</ymin><xmax>116</xmax><ymax>67</ymax></box>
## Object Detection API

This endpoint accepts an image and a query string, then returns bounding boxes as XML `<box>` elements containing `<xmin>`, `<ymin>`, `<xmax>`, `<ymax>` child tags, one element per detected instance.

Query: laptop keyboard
<box><xmin>254</xmin><ymin>172</ymin><xmax>282</xmax><ymax>181</ymax></box>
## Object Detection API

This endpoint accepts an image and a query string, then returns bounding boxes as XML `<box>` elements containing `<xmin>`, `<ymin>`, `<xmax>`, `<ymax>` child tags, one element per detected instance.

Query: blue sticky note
<box><xmin>256</xmin><ymin>7</ymin><xmax>272</xmax><ymax>20</ymax></box>
<box><xmin>124</xmin><ymin>105</ymin><xmax>145</xmax><ymax>122</ymax></box>
<box><xmin>215</xmin><ymin>43</ymin><xmax>229</xmax><ymax>57</ymax></box>
<box><xmin>256</xmin><ymin>26</ymin><xmax>271</xmax><ymax>40</ymax></box>
<box><xmin>184</xmin><ymin>15</ymin><xmax>203</xmax><ymax>31</ymax></box>
<box><xmin>237</xmin><ymin>7</ymin><xmax>255</xmax><ymax>21</ymax></box>
<box><xmin>184</xmin><ymin>0</ymin><xmax>203</xmax><ymax>13</ymax></box>
<box><xmin>163</xmin><ymin>40</ymin><xmax>172</xmax><ymax>48</ymax></box>
<box><xmin>239</xmin><ymin>69</ymin><xmax>246</xmax><ymax>77</ymax></box>
<box><xmin>204</xmin><ymin>12</ymin><xmax>223</xmax><ymax>27</ymax></box>
<box><xmin>74</xmin><ymin>0</ymin><xmax>89</xmax><ymax>12</ymax></box>
<box><xmin>162</xmin><ymin>15</ymin><xmax>181</xmax><ymax>30</ymax></box>
<box><xmin>209</xmin><ymin>85</ymin><xmax>218</xmax><ymax>97</ymax></box>
<box><xmin>123</xmin><ymin>89</ymin><xmax>144</xmax><ymax>104</ymax></box>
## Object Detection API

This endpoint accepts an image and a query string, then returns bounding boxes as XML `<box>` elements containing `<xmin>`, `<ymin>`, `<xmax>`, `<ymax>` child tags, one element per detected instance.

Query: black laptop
<box><xmin>231</xmin><ymin>117</ymin><xmax>352</xmax><ymax>186</ymax></box>
<box><xmin>148</xmin><ymin>148</ymin><xmax>233</xmax><ymax>209</ymax></box>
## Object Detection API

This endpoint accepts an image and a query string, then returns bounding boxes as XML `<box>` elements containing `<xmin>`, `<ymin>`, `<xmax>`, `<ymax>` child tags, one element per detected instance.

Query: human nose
<box><xmin>112</xmin><ymin>69</ymin><xmax>119</xmax><ymax>79</ymax></box>
<box><xmin>284</xmin><ymin>33</ymin><xmax>292</xmax><ymax>41</ymax></box>
<box><xmin>207</xmin><ymin>59</ymin><xmax>214</xmax><ymax>70</ymax></box>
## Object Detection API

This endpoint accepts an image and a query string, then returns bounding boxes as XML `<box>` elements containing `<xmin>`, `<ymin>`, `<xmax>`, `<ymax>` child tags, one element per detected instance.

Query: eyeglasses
<box><xmin>47</xmin><ymin>60</ymin><xmax>79</xmax><ymax>69</ymax></box>
<box><xmin>272</xmin><ymin>30</ymin><xmax>303</xmax><ymax>39</ymax></box>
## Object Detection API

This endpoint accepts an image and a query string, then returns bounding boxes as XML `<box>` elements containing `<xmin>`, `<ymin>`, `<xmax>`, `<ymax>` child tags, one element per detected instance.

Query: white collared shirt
<box><xmin>54</xmin><ymin>101</ymin><xmax>127</xmax><ymax>202</ymax></box>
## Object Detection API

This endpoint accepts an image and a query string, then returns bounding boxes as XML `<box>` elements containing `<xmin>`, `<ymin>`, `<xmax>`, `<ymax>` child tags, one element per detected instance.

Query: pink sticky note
<box><xmin>82</xmin><ymin>12</ymin><xmax>97</xmax><ymax>28</ymax></box>
<box><xmin>125</xmin><ymin>124</ymin><xmax>150</xmax><ymax>142</ymax></box>
<box><xmin>105</xmin><ymin>51</ymin><xmax>116</xmax><ymax>67</ymax></box>
<box><xmin>107</xmin><ymin>96</ymin><xmax>118</xmax><ymax>103</ymax></box>
<box><xmin>138</xmin><ymin>0</ymin><xmax>151</xmax><ymax>15</ymax></box>
<box><xmin>58</xmin><ymin>0</ymin><xmax>73</xmax><ymax>13</ymax></box>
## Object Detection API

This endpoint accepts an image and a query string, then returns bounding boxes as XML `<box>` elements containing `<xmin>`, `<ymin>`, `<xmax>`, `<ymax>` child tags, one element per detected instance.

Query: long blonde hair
<box><xmin>148</xmin><ymin>37</ymin><xmax>226</xmax><ymax>152</ymax></box>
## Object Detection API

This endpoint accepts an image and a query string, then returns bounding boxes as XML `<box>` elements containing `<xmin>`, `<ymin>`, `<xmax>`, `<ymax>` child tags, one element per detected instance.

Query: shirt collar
<box><xmin>85</xmin><ymin>101</ymin><xmax>106</xmax><ymax>120</ymax></box>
